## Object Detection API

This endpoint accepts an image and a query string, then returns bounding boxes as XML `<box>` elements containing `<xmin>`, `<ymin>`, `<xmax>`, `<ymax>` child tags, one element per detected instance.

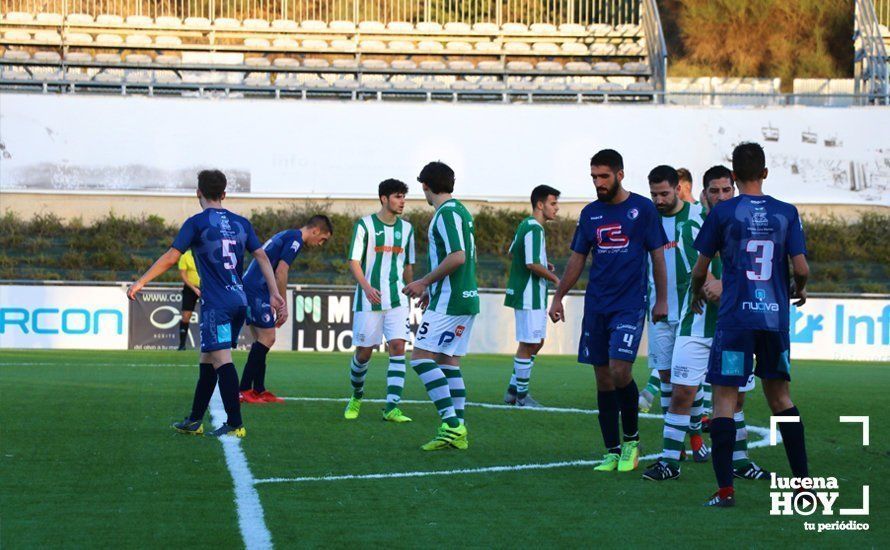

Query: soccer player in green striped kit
<box><xmin>642</xmin><ymin>165</ymin><xmax>711</xmax><ymax>463</ymax></box>
<box><xmin>403</xmin><ymin>161</ymin><xmax>478</xmax><ymax>451</ymax></box>
<box><xmin>503</xmin><ymin>185</ymin><xmax>561</xmax><ymax>407</ymax></box>
<box><xmin>344</xmin><ymin>179</ymin><xmax>416</xmax><ymax>423</ymax></box>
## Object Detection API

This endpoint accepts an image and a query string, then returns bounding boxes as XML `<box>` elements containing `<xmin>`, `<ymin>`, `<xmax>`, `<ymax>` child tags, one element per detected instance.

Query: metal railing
<box><xmin>639</xmin><ymin>0</ymin><xmax>663</xmax><ymax>94</ymax></box>
<box><xmin>0</xmin><ymin>0</ymin><xmax>642</xmax><ymax>25</ymax></box>
<box><xmin>854</xmin><ymin>0</ymin><xmax>890</xmax><ymax>104</ymax></box>
<box><xmin>876</xmin><ymin>0</ymin><xmax>890</xmax><ymax>26</ymax></box>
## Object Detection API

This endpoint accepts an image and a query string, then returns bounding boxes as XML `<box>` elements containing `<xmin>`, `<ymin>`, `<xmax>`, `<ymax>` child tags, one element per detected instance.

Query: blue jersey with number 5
<box><xmin>694</xmin><ymin>195</ymin><xmax>806</xmax><ymax>331</ymax></box>
<box><xmin>171</xmin><ymin>208</ymin><xmax>262</xmax><ymax>308</ymax></box>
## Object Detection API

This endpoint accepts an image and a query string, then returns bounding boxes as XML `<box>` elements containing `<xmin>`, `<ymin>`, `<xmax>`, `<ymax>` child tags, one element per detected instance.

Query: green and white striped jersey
<box><xmin>678</xmin><ymin>255</ymin><xmax>722</xmax><ymax>338</ymax></box>
<box><xmin>427</xmin><ymin>199</ymin><xmax>480</xmax><ymax>316</ymax></box>
<box><xmin>504</xmin><ymin>216</ymin><xmax>549</xmax><ymax>310</ymax></box>
<box><xmin>349</xmin><ymin>214</ymin><xmax>415</xmax><ymax>312</ymax></box>
<box><xmin>647</xmin><ymin>201</ymin><xmax>706</xmax><ymax>323</ymax></box>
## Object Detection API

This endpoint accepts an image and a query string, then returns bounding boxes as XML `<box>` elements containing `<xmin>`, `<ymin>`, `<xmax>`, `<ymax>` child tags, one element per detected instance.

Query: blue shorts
<box><xmin>246</xmin><ymin>286</ymin><xmax>275</xmax><ymax>329</ymax></box>
<box><xmin>578</xmin><ymin>308</ymin><xmax>645</xmax><ymax>366</ymax></box>
<box><xmin>706</xmin><ymin>329</ymin><xmax>791</xmax><ymax>387</ymax></box>
<box><xmin>200</xmin><ymin>305</ymin><xmax>246</xmax><ymax>352</ymax></box>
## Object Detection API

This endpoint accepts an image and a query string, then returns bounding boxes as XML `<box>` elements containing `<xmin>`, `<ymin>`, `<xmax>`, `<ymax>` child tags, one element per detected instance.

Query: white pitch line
<box><xmin>208</xmin><ymin>389</ymin><xmax>273</xmax><ymax>550</ymax></box>
<box><xmin>259</xmin><ymin>396</ymin><xmax>772</xmax><ymax>484</ymax></box>
<box><xmin>283</xmin><ymin>396</ymin><xmax>664</xmax><ymax>419</ymax></box>
<box><xmin>0</xmin><ymin>362</ymin><xmax>193</xmax><ymax>367</ymax></box>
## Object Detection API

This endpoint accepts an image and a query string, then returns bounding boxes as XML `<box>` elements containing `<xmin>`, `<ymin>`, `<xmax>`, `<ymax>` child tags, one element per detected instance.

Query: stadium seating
<box><xmin>0</xmin><ymin>1</ymin><xmax>659</xmax><ymax>100</ymax></box>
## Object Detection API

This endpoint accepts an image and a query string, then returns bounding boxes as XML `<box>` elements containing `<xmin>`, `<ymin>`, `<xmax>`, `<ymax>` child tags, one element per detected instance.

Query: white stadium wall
<box><xmin>0</xmin><ymin>94</ymin><xmax>889</xmax><ymax>206</ymax></box>
<box><xmin>1</xmin><ymin>284</ymin><xmax>887</xmax><ymax>362</ymax></box>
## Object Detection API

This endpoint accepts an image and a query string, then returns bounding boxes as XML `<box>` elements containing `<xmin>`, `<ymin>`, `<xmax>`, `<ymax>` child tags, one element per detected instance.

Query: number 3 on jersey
<box><xmin>745</xmin><ymin>239</ymin><xmax>774</xmax><ymax>281</ymax></box>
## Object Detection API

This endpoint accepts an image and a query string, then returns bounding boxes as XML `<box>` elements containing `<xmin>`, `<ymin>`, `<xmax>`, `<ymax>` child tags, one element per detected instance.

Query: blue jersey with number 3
<box><xmin>171</xmin><ymin>208</ymin><xmax>262</xmax><ymax>308</ymax></box>
<box><xmin>694</xmin><ymin>194</ymin><xmax>806</xmax><ymax>332</ymax></box>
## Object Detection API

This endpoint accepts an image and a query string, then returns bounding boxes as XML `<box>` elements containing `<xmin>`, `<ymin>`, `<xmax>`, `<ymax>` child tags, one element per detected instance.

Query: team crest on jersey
<box><xmin>627</xmin><ymin>208</ymin><xmax>639</xmax><ymax>220</ymax></box>
<box><xmin>395</xmin><ymin>231</ymin><xmax>402</xmax><ymax>239</ymax></box>
<box><xmin>455</xmin><ymin>325</ymin><xmax>465</xmax><ymax>337</ymax></box>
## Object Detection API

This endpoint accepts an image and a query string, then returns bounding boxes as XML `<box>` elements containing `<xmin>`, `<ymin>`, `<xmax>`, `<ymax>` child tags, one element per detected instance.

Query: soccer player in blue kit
<box><xmin>691</xmin><ymin>143</ymin><xmax>810</xmax><ymax>507</ymax></box>
<box><xmin>128</xmin><ymin>170</ymin><xmax>286</xmax><ymax>438</ymax></box>
<box><xmin>550</xmin><ymin>149</ymin><xmax>669</xmax><ymax>473</ymax></box>
<box><xmin>239</xmin><ymin>215</ymin><xmax>333</xmax><ymax>404</ymax></box>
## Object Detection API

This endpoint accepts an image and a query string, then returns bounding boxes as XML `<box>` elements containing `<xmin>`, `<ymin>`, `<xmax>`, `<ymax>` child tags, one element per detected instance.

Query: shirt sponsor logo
<box><xmin>596</xmin><ymin>223</ymin><xmax>630</xmax><ymax>250</ymax></box>
<box><xmin>462</xmin><ymin>290</ymin><xmax>479</xmax><ymax>299</ymax></box>
<box><xmin>374</xmin><ymin>245</ymin><xmax>404</xmax><ymax>254</ymax></box>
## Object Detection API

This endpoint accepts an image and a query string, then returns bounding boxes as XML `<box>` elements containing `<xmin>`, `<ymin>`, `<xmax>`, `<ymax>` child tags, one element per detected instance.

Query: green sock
<box><xmin>411</xmin><ymin>359</ymin><xmax>457</xmax><ymax>424</ymax></box>
<box><xmin>689</xmin><ymin>384</ymin><xmax>705</xmax><ymax>435</ymax></box>
<box><xmin>349</xmin><ymin>355</ymin><xmax>368</xmax><ymax>399</ymax></box>
<box><xmin>645</xmin><ymin>371</ymin><xmax>660</xmax><ymax>397</ymax></box>
<box><xmin>385</xmin><ymin>355</ymin><xmax>406</xmax><ymax>412</ymax></box>
<box><xmin>662</xmin><ymin>412</ymin><xmax>689</xmax><ymax>468</ymax></box>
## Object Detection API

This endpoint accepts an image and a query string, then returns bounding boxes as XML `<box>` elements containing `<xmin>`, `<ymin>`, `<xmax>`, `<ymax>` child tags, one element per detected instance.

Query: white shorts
<box><xmin>671</xmin><ymin>335</ymin><xmax>757</xmax><ymax>392</ymax></box>
<box><xmin>671</xmin><ymin>335</ymin><xmax>710</xmax><ymax>386</ymax></box>
<box><xmin>648</xmin><ymin>321</ymin><xmax>678</xmax><ymax>371</ymax></box>
<box><xmin>414</xmin><ymin>310</ymin><xmax>476</xmax><ymax>357</ymax></box>
<box><xmin>352</xmin><ymin>306</ymin><xmax>411</xmax><ymax>348</ymax></box>
<box><xmin>514</xmin><ymin>309</ymin><xmax>547</xmax><ymax>344</ymax></box>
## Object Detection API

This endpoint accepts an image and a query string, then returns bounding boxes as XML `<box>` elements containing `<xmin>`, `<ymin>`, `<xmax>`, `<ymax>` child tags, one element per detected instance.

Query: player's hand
<box><xmin>275</xmin><ymin>306</ymin><xmax>288</xmax><ymax>328</ymax></box>
<box><xmin>403</xmin><ymin>280</ymin><xmax>428</xmax><ymax>299</ymax></box>
<box><xmin>651</xmin><ymin>300</ymin><xmax>668</xmax><ymax>323</ymax></box>
<box><xmin>418</xmin><ymin>291</ymin><xmax>430</xmax><ymax>311</ymax></box>
<box><xmin>126</xmin><ymin>281</ymin><xmax>143</xmax><ymax>301</ymax></box>
<box><xmin>691</xmin><ymin>291</ymin><xmax>706</xmax><ymax>315</ymax></box>
<box><xmin>548</xmin><ymin>299</ymin><xmax>565</xmax><ymax>323</ymax></box>
<box><xmin>365</xmin><ymin>285</ymin><xmax>382</xmax><ymax>305</ymax></box>
<box><xmin>193</xmin><ymin>287</ymin><xmax>201</xmax><ymax>298</ymax></box>
<box><xmin>703</xmin><ymin>280</ymin><xmax>722</xmax><ymax>303</ymax></box>
<box><xmin>271</xmin><ymin>292</ymin><xmax>286</xmax><ymax>312</ymax></box>
<box><xmin>792</xmin><ymin>286</ymin><xmax>807</xmax><ymax>307</ymax></box>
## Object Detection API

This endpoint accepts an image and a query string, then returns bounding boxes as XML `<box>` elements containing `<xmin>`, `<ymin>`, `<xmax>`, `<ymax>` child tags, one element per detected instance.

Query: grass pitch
<box><xmin>1</xmin><ymin>350</ymin><xmax>887</xmax><ymax>548</ymax></box>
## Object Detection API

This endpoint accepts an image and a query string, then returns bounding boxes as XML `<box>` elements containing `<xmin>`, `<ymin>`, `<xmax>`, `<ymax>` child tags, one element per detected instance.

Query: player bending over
<box><xmin>128</xmin><ymin>170</ymin><xmax>285</xmax><ymax>438</ymax></box>
<box><xmin>691</xmin><ymin>143</ymin><xmax>810</xmax><ymax>507</ymax></box>
<box><xmin>550</xmin><ymin>149</ymin><xmax>668</xmax><ymax>473</ymax></box>
<box><xmin>343</xmin><ymin>179</ymin><xmax>416</xmax><ymax>423</ymax></box>
<box><xmin>403</xmin><ymin>161</ymin><xmax>478</xmax><ymax>451</ymax></box>
<box><xmin>239</xmin><ymin>215</ymin><xmax>332</xmax><ymax>404</ymax></box>
<box><xmin>503</xmin><ymin>185</ymin><xmax>561</xmax><ymax>408</ymax></box>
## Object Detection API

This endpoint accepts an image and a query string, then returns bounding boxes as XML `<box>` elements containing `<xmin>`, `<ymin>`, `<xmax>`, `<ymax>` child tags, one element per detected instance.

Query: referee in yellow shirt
<box><xmin>177</xmin><ymin>249</ymin><xmax>201</xmax><ymax>350</ymax></box>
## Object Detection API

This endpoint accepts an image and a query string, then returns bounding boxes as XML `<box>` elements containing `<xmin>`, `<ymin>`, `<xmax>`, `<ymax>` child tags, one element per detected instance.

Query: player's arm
<box><xmin>690</xmin><ymin>254</ymin><xmax>712</xmax><ymax>314</ymax></box>
<box><xmin>274</xmin><ymin>260</ymin><xmax>289</xmax><ymax>307</ymax></box>
<box><xmin>527</xmin><ymin>263</ymin><xmax>559</xmax><ymax>285</ymax></box>
<box><xmin>548</xmin><ymin>251</ymin><xmax>586</xmax><ymax>322</ymax></box>
<box><xmin>253</xmin><ymin>247</ymin><xmax>287</xmax><ymax>326</ymax></box>
<box><xmin>649</xmin><ymin>247</ymin><xmax>668</xmax><ymax>322</ymax></box>
<box><xmin>526</xmin><ymin>228</ymin><xmax>559</xmax><ymax>285</ymax></box>
<box><xmin>348</xmin><ymin>259</ymin><xmax>381</xmax><ymax>305</ymax></box>
<box><xmin>403</xmin><ymin>251</ymin><xmax>464</xmax><ymax>298</ymax></box>
<box><xmin>403</xmin><ymin>263</ymin><xmax>414</xmax><ymax>285</ymax></box>
<box><xmin>128</xmin><ymin>248</ymin><xmax>181</xmax><ymax>300</ymax></box>
<box><xmin>791</xmin><ymin>254</ymin><xmax>809</xmax><ymax>306</ymax></box>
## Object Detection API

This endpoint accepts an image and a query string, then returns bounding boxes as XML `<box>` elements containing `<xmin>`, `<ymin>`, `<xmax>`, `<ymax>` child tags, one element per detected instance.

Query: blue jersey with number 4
<box><xmin>242</xmin><ymin>229</ymin><xmax>304</xmax><ymax>291</ymax></box>
<box><xmin>171</xmin><ymin>208</ymin><xmax>262</xmax><ymax>308</ymax></box>
<box><xmin>570</xmin><ymin>192</ymin><xmax>668</xmax><ymax>313</ymax></box>
<box><xmin>694</xmin><ymin>194</ymin><xmax>806</xmax><ymax>332</ymax></box>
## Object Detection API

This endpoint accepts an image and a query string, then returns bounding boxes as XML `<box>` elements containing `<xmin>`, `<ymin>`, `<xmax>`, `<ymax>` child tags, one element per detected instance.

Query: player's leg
<box><xmin>179</xmin><ymin>310</ymin><xmax>192</xmax><ymax>351</ymax></box>
<box><xmin>344</xmin><ymin>311</ymin><xmax>384</xmax><ymax>419</ymax></box>
<box><xmin>382</xmin><ymin>337</ymin><xmax>411</xmax><ymax>422</ymax></box>
<box><xmin>381</xmin><ymin>305</ymin><xmax>411</xmax><ymax>421</ymax></box>
<box><xmin>517</xmin><ymin>340</ymin><xmax>544</xmax><ymax>407</ymax></box>
<box><xmin>732</xmin><ymin>382</ymin><xmax>770</xmax><ymax>479</ymax></box>
<box><xmin>641</xmin><ymin>320</ymin><xmax>671</xmax><ymax>414</ymax></box>
<box><xmin>240</xmin><ymin>289</ymin><xmax>275</xmax><ymax>401</ymax></box>
<box><xmin>608</xmin><ymin>310</ymin><xmax>646</xmax><ymax>472</ymax></box>
<box><xmin>688</xmin><ymin>383</ymin><xmax>710</xmax><ymax>462</ymax></box>
<box><xmin>509</xmin><ymin>309</ymin><xmax>546</xmax><ymax>407</ymax></box>
<box><xmin>701</xmin><ymin>381</ymin><xmax>713</xmax><ymax>432</ymax></box>
<box><xmin>173</xmin><ymin>349</ymin><xmax>216</xmax><ymax>435</ymax></box>
<box><xmin>703</xmin><ymin>328</ymin><xmax>751</xmax><ymax>506</ymax></box>
<box><xmin>582</xmin><ymin>312</ymin><xmax>621</xmax><ymax>470</ymax></box>
<box><xmin>436</xmin><ymin>315</ymin><xmax>473</xmax><ymax>424</ymax></box>
<box><xmin>206</xmin><ymin>307</ymin><xmax>248</xmax><ymax>437</ymax></box>
<box><xmin>250</xmin><ymin>327</ymin><xmax>279</xmax><ymax>402</ymax></box>
<box><xmin>639</xmin><ymin>369</ymin><xmax>660</xmax><ymax>413</ymax></box>
<box><xmin>758</xmin><ymin>331</ymin><xmax>808</xmax><ymax>480</ymax></box>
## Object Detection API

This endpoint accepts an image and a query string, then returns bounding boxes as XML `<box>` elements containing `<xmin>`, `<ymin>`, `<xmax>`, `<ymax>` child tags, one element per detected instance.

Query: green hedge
<box><xmin>1</xmin><ymin>207</ymin><xmax>887</xmax><ymax>293</ymax></box>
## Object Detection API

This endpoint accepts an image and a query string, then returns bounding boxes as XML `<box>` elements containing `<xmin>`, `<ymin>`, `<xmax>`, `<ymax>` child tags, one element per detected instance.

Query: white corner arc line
<box><xmin>209</xmin><ymin>388</ymin><xmax>273</xmax><ymax>550</ymax></box>
<box><xmin>260</xmin><ymin>396</ymin><xmax>773</xmax><ymax>485</ymax></box>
